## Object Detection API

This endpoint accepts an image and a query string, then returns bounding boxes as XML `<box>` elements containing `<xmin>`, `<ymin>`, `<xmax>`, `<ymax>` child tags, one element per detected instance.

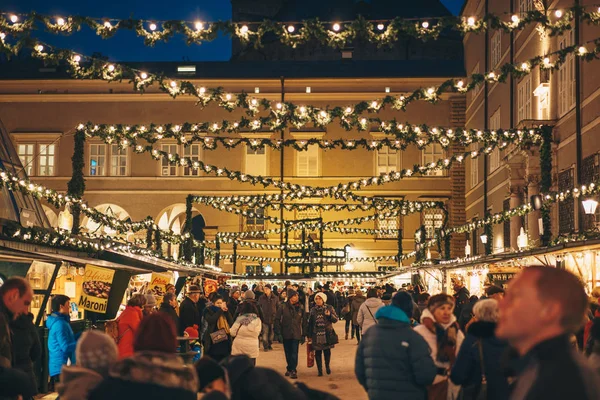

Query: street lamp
<box><xmin>480</xmin><ymin>234</ymin><xmax>488</xmax><ymax>244</ymax></box>
<box><xmin>582</xmin><ymin>198</ymin><xmax>599</xmax><ymax>215</ymax></box>
<box><xmin>465</xmin><ymin>240</ymin><xmax>471</xmax><ymax>257</ymax></box>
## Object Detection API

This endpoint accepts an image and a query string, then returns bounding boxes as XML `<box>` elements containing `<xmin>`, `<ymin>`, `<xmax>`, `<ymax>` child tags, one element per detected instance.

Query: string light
<box><xmin>555</xmin><ymin>10</ymin><xmax>563</xmax><ymax>18</ymax></box>
<box><xmin>57</xmin><ymin>17</ymin><xmax>65</xmax><ymax>26</ymax></box>
<box><xmin>377</xmin><ymin>23</ymin><xmax>385</xmax><ymax>31</ymax></box>
<box><xmin>149</xmin><ymin>23</ymin><xmax>157</xmax><ymax>31</ymax></box>
<box><xmin>332</xmin><ymin>23</ymin><xmax>341</xmax><ymax>31</ymax></box>
<box><xmin>240</xmin><ymin>25</ymin><xmax>249</xmax><ymax>34</ymax></box>
<box><xmin>421</xmin><ymin>21</ymin><xmax>429</xmax><ymax>29</ymax></box>
<box><xmin>287</xmin><ymin>25</ymin><xmax>295</xmax><ymax>33</ymax></box>
<box><xmin>195</xmin><ymin>21</ymin><xmax>203</xmax><ymax>30</ymax></box>
<box><xmin>467</xmin><ymin>17</ymin><xmax>476</xmax><ymax>26</ymax></box>
<box><xmin>10</xmin><ymin>15</ymin><xmax>18</xmax><ymax>23</ymax></box>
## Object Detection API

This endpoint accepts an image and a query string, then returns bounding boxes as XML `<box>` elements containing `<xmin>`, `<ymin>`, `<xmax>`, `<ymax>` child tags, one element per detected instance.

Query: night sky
<box><xmin>3</xmin><ymin>0</ymin><xmax>465</xmax><ymax>62</ymax></box>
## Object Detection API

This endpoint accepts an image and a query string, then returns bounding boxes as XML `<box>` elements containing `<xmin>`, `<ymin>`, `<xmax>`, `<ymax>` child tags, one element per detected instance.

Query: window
<box><xmin>245</xmin><ymin>146</ymin><xmax>267</xmax><ymax>176</ymax></box>
<box><xmin>558</xmin><ymin>168</ymin><xmax>575</xmax><ymax>234</ymax></box>
<box><xmin>470</xmin><ymin>143</ymin><xmax>479</xmax><ymax>189</ymax></box>
<box><xmin>422</xmin><ymin>143</ymin><xmax>444</xmax><ymax>176</ymax></box>
<box><xmin>490</xmin><ymin>31</ymin><xmax>502</xmax><ymax>68</ymax></box>
<box><xmin>183</xmin><ymin>145</ymin><xmax>201</xmax><ymax>176</ymax></box>
<box><xmin>423</xmin><ymin>209</ymin><xmax>444</xmax><ymax>239</ymax></box>
<box><xmin>245</xmin><ymin>207</ymin><xmax>266</xmax><ymax>234</ymax></box>
<box><xmin>517</xmin><ymin>75</ymin><xmax>532</xmax><ymax>123</ymax></box>
<box><xmin>110</xmin><ymin>145</ymin><xmax>128</xmax><ymax>176</ymax></box>
<box><xmin>297</xmin><ymin>144</ymin><xmax>319</xmax><ymax>176</ymax></box>
<box><xmin>17</xmin><ymin>144</ymin><xmax>35</xmax><ymax>176</ymax></box>
<box><xmin>519</xmin><ymin>0</ymin><xmax>534</xmax><ymax>14</ymax></box>
<box><xmin>38</xmin><ymin>144</ymin><xmax>55</xmax><ymax>176</ymax></box>
<box><xmin>470</xmin><ymin>63</ymin><xmax>481</xmax><ymax>103</ymax></box>
<box><xmin>376</xmin><ymin>146</ymin><xmax>399</xmax><ymax>174</ymax></box>
<box><xmin>376</xmin><ymin>215</ymin><xmax>400</xmax><ymax>239</ymax></box>
<box><xmin>89</xmin><ymin>144</ymin><xmax>106</xmax><ymax>176</ymax></box>
<box><xmin>582</xmin><ymin>154</ymin><xmax>600</xmax><ymax>230</ymax></box>
<box><xmin>161</xmin><ymin>144</ymin><xmax>178</xmax><ymax>176</ymax></box>
<box><xmin>489</xmin><ymin>108</ymin><xmax>501</xmax><ymax>171</ymax></box>
<box><xmin>558</xmin><ymin>30</ymin><xmax>576</xmax><ymax>116</ymax></box>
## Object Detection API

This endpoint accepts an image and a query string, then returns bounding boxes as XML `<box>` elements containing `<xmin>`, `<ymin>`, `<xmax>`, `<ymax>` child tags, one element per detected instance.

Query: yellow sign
<box><xmin>78</xmin><ymin>264</ymin><xmax>115</xmax><ymax>313</ymax></box>
<box><xmin>149</xmin><ymin>272</ymin><xmax>172</xmax><ymax>304</ymax></box>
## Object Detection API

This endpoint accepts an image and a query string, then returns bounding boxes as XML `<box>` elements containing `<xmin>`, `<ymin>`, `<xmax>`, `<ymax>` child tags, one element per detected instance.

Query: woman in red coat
<box><xmin>117</xmin><ymin>294</ymin><xmax>146</xmax><ymax>358</ymax></box>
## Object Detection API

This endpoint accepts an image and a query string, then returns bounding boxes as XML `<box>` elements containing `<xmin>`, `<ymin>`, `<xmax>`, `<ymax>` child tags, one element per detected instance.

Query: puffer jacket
<box><xmin>351</xmin><ymin>293</ymin><xmax>366</xmax><ymax>326</ymax></box>
<box><xmin>450</xmin><ymin>321</ymin><xmax>510</xmax><ymax>400</ymax></box>
<box><xmin>231</xmin><ymin>313</ymin><xmax>262</xmax><ymax>359</ymax></box>
<box><xmin>58</xmin><ymin>366</ymin><xmax>104</xmax><ymax>400</ymax></box>
<box><xmin>116</xmin><ymin>305</ymin><xmax>143</xmax><ymax>359</ymax></box>
<box><xmin>46</xmin><ymin>312</ymin><xmax>76</xmax><ymax>377</ymax></box>
<box><xmin>355</xmin><ymin>305</ymin><xmax>437</xmax><ymax>400</ymax></box>
<box><xmin>357</xmin><ymin>297</ymin><xmax>384</xmax><ymax>334</ymax></box>
<box><xmin>88</xmin><ymin>351</ymin><xmax>198</xmax><ymax>400</ymax></box>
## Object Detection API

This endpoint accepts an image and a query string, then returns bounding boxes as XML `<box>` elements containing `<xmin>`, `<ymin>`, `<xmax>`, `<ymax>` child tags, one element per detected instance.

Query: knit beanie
<box><xmin>315</xmin><ymin>292</ymin><xmax>327</xmax><ymax>304</ymax></box>
<box><xmin>75</xmin><ymin>330</ymin><xmax>118</xmax><ymax>377</ymax></box>
<box><xmin>392</xmin><ymin>291</ymin><xmax>414</xmax><ymax>319</ymax></box>
<box><xmin>244</xmin><ymin>290</ymin><xmax>256</xmax><ymax>300</ymax></box>
<box><xmin>133</xmin><ymin>312</ymin><xmax>177</xmax><ymax>353</ymax></box>
<box><xmin>195</xmin><ymin>356</ymin><xmax>226</xmax><ymax>391</ymax></box>
<box><xmin>287</xmin><ymin>289</ymin><xmax>298</xmax><ymax>300</ymax></box>
<box><xmin>485</xmin><ymin>285</ymin><xmax>505</xmax><ymax>297</ymax></box>
<box><xmin>427</xmin><ymin>294</ymin><xmax>455</xmax><ymax>313</ymax></box>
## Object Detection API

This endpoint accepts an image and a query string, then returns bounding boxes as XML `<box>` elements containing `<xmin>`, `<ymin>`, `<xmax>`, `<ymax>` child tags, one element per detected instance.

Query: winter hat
<box><xmin>144</xmin><ymin>293</ymin><xmax>157</xmax><ymax>307</ymax></box>
<box><xmin>392</xmin><ymin>291</ymin><xmax>414</xmax><ymax>319</ymax></box>
<box><xmin>427</xmin><ymin>294</ymin><xmax>455</xmax><ymax>313</ymax></box>
<box><xmin>133</xmin><ymin>312</ymin><xmax>177</xmax><ymax>353</ymax></box>
<box><xmin>244</xmin><ymin>290</ymin><xmax>256</xmax><ymax>300</ymax></box>
<box><xmin>188</xmin><ymin>285</ymin><xmax>202</xmax><ymax>294</ymax></box>
<box><xmin>184</xmin><ymin>324</ymin><xmax>199</xmax><ymax>339</ymax></box>
<box><xmin>315</xmin><ymin>292</ymin><xmax>327</xmax><ymax>304</ymax></box>
<box><xmin>165</xmin><ymin>283</ymin><xmax>175</xmax><ymax>292</ymax></box>
<box><xmin>195</xmin><ymin>356</ymin><xmax>227</xmax><ymax>391</ymax></box>
<box><xmin>264</xmin><ymin>284</ymin><xmax>272</xmax><ymax>289</ymax></box>
<box><xmin>485</xmin><ymin>285</ymin><xmax>505</xmax><ymax>297</ymax></box>
<box><xmin>287</xmin><ymin>289</ymin><xmax>298</xmax><ymax>300</ymax></box>
<box><xmin>75</xmin><ymin>330</ymin><xmax>118</xmax><ymax>376</ymax></box>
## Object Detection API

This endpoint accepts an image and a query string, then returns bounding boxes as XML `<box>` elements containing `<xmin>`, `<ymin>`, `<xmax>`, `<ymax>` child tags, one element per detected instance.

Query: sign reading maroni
<box><xmin>78</xmin><ymin>264</ymin><xmax>115</xmax><ymax>313</ymax></box>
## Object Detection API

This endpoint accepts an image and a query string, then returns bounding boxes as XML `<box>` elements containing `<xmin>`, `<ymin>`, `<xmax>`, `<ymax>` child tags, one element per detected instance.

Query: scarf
<box><xmin>215</xmin><ymin>310</ymin><xmax>230</xmax><ymax>335</ymax></box>
<box><xmin>421</xmin><ymin>308</ymin><xmax>459</xmax><ymax>364</ymax></box>
<box><xmin>312</xmin><ymin>305</ymin><xmax>329</xmax><ymax>345</ymax></box>
<box><xmin>236</xmin><ymin>313</ymin><xmax>258</xmax><ymax>326</ymax></box>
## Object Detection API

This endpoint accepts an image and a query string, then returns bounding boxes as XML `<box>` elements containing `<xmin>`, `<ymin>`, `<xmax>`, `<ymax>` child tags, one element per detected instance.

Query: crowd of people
<box><xmin>3</xmin><ymin>267</ymin><xmax>600</xmax><ymax>399</ymax></box>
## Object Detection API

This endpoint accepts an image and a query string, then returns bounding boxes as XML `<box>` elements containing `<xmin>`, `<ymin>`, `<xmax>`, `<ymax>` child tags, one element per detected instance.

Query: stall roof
<box><xmin>234</xmin><ymin>271</ymin><xmax>390</xmax><ymax>281</ymax></box>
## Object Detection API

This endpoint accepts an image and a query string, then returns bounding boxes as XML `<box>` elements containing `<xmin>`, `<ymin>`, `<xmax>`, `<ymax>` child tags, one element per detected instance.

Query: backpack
<box><xmin>105</xmin><ymin>319</ymin><xmax>129</xmax><ymax>344</ymax></box>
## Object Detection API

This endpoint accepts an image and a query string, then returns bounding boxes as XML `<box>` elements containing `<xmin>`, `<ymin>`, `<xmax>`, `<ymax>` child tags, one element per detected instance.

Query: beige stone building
<box><xmin>0</xmin><ymin>0</ymin><xmax>470</xmax><ymax>274</ymax></box>
<box><xmin>462</xmin><ymin>0</ymin><xmax>600</xmax><ymax>255</ymax></box>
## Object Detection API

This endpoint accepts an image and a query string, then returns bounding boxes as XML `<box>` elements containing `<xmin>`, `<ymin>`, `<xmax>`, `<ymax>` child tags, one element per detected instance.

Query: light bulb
<box><xmin>521</xmin><ymin>62</ymin><xmax>529</xmax><ymax>71</ymax></box>
<box><xmin>103</xmin><ymin>21</ymin><xmax>112</xmax><ymax>28</ymax></box>
<box><xmin>333</xmin><ymin>23</ymin><xmax>341</xmax><ymax>31</ymax></box>
<box><xmin>225</xmin><ymin>93</ymin><xmax>232</xmax><ymax>100</ymax></box>
<box><xmin>57</xmin><ymin>17</ymin><xmax>65</xmax><ymax>25</ymax></box>
<box><xmin>140</xmin><ymin>72</ymin><xmax>148</xmax><ymax>79</ymax></box>
<box><xmin>276</xmin><ymin>102</ymin><xmax>282</xmax><ymax>109</ymax></box>
<box><xmin>543</xmin><ymin>57</ymin><xmax>550</xmax><ymax>66</ymax></box>
<box><xmin>578</xmin><ymin>46</ymin><xmax>587</xmax><ymax>55</ymax></box>
<box><xmin>149</xmin><ymin>23</ymin><xmax>157</xmax><ymax>31</ymax></box>
<box><xmin>511</xmin><ymin>15</ymin><xmax>520</xmax><ymax>23</ymax></box>
<box><xmin>73</xmin><ymin>55</ymin><xmax>81</xmax><ymax>62</ymax></box>
<box><xmin>467</xmin><ymin>17</ymin><xmax>475</xmax><ymax>26</ymax></box>
<box><xmin>10</xmin><ymin>15</ymin><xmax>18</xmax><ymax>23</ymax></box>
<box><xmin>35</xmin><ymin>44</ymin><xmax>44</xmax><ymax>52</ymax></box>
<box><xmin>377</xmin><ymin>23</ymin><xmax>385</xmax><ymax>31</ymax></box>
<box><xmin>427</xmin><ymin>87</ymin><xmax>435</xmax><ymax>95</ymax></box>
<box><xmin>195</xmin><ymin>21</ymin><xmax>203</xmax><ymax>30</ymax></box>
<box><xmin>320</xmin><ymin>110</ymin><xmax>327</xmax><ymax>117</ymax></box>
<box><xmin>456</xmin><ymin>80</ymin><xmax>464</xmax><ymax>88</ymax></box>
<box><xmin>107</xmin><ymin>64</ymin><xmax>115</xmax><ymax>72</ymax></box>
<box><xmin>555</xmin><ymin>10</ymin><xmax>563</xmax><ymax>18</ymax></box>
<box><xmin>170</xmin><ymin>80</ymin><xmax>177</xmax><ymax>87</ymax></box>
<box><xmin>371</xmin><ymin>101</ymin><xmax>378</xmax><ymax>108</ymax></box>
<box><xmin>345</xmin><ymin>107</ymin><xmax>352</xmax><ymax>113</ymax></box>
<box><xmin>299</xmin><ymin>106</ymin><xmax>306</xmax><ymax>113</ymax></box>
<box><xmin>488</xmin><ymin>72</ymin><xmax>496</xmax><ymax>79</ymax></box>
<box><xmin>0</xmin><ymin>32</ymin><xmax>5</xmax><ymax>41</ymax></box>
<box><xmin>251</xmin><ymin>99</ymin><xmax>258</xmax><ymax>105</ymax></box>
<box><xmin>240</xmin><ymin>25</ymin><xmax>249</xmax><ymax>34</ymax></box>
<box><xmin>287</xmin><ymin>25</ymin><xmax>295</xmax><ymax>33</ymax></box>
<box><xmin>199</xmin><ymin>87</ymin><xmax>206</xmax><ymax>94</ymax></box>
<box><xmin>422</xmin><ymin>21</ymin><xmax>429</xmax><ymax>28</ymax></box>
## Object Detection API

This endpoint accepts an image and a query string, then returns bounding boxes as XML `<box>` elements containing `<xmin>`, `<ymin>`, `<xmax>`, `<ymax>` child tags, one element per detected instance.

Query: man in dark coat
<box><xmin>323</xmin><ymin>283</ymin><xmax>337</xmax><ymax>311</ymax></box>
<box><xmin>452</xmin><ymin>279</ymin><xmax>470</xmax><ymax>320</ymax></box>
<box><xmin>274</xmin><ymin>290</ymin><xmax>305</xmax><ymax>379</ymax></box>
<box><xmin>179</xmin><ymin>285</ymin><xmax>202</xmax><ymax>336</ymax></box>
<box><xmin>158</xmin><ymin>292</ymin><xmax>179</xmax><ymax>329</ymax></box>
<box><xmin>355</xmin><ymin>292</ymin><xmax>436</xmax><ymax>400</ymax></box>
<box><xmin>0</xmin><ymin>277</ymin><xmax>33</xmax><ymax>367</ymax></box>
<box><xmin>496</xmin><ymin>266</ymin><xmax>600</xmax><ymax>400</ymax></box>
<box><xmin>227</xmin><ymin>290</ymin><xmax>241</xmax><ymax>320</ymax></box>
<box><xmin>10</xmin><ymin>312</ymin><xmax>41</xmax><ymax>393</ymax></box>
<box><xmin>257</xmin><ymin>284</ymin><xmax>278</xmax><ymax>351</ymax></box>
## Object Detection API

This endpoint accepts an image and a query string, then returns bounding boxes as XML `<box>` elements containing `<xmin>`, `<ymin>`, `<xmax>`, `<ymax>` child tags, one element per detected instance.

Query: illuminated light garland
<box><xmin>108</xmin><ymin>129</ymin><xmax>541</xmax><ymax>199</ymax></box>
<box><xmin>78</xmin><ymin>123</ymin><xmax>544</xmax><ymax>150</ymax></box>
<box><xmin>3</xmin><ymin>224</ymin><xmax>223</xmax><ymax>272</ymax></box>
<box><xmin>1</xmin><ymin>36</ymin><xmax>598</xmax><ymax>117</ymax></box>
<box><xmin>1</xmin><ymin>8</ymin><xmax>595</xmax><ymax>47</ymax></box>
<box><xmin>222</xmin><ymin>250</ymin><xmax>417</xmax><ymax>264</ymax></box>
<box><xmin>217</xmin><ymin>225</ymin><xmax>399</xmax><ymax>239</ymax></box>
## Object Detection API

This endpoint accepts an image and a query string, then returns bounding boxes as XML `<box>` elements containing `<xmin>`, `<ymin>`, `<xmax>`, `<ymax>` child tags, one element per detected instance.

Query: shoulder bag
<box><xmin>459</xmin><ymin>340</ymin><xmax>488</xmax><ymax>400</ymax></box>
<box><xmin>366</xmin><ymin>306</ymin><xmax>378</xmax><ymax>325</ymax></box>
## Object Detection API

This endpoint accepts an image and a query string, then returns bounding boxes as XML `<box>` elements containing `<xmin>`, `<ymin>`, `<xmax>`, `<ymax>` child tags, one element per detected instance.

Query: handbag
<box><xmin>326</xmin><ymin>328</ymin><xmax>339</xmax><ymax>345</ymax></box>
<box><xmin>210</xmin><ymin>329</ymin><xmax>229</xmax><ymax>344</ymax></box>
<box><xmin>307</xmin><ymin>340</ymin><xmax>315</xmax><ymax>368</ymax></box>
<box><xmin>459</xmin><ymin>340</ymin><xmax>488</xmax><ymax>400</ymax></box>
<box><xmin>428</xmin><ymin>377</ymin><xmax>449</xmax><ymax>400</ymax></box>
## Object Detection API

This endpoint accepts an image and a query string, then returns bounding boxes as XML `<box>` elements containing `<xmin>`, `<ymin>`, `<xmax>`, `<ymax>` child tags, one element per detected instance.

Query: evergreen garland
<box><xmin>484</xmin><ymin>220</ymin><xmax>493</xmax><ymax>255</ymax></box>
<box><xmin>66</xmin><ymin>130</ymin><xmax>85</xmax><ymax>234</ymax></box>
<box><xmin>146</xmin><ymin>222</ymin><xmax>153</xmax><ymax>249</ymax></box>
<box><xmin>183</xmin><ymin>195</ymin><xmax>193</xmax><ymax>261</ymax></box>
<box><xmin>154</xmin><ymin>229</ymin><xmax>162</xmax><ymax>256</ymax></box>
<box><xmin>540</xmin><ymin>126</ymin><xmax>553</xmax><ymax>246</ymax></box>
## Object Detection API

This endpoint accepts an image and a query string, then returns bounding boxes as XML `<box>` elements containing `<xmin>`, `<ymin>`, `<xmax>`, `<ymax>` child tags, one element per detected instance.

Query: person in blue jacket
<box><xmin>355</xmin><ymin>291</ymin><xmax>437</xmax><ymax>400</ymax></box>
<box><xmin>450</xmin><ymin>298</ymin><xmax>510</xmax><ymax>400</ymax></box>
<box><xmin>46</xmin><ymin>294</ymin><xmax>77</xmax><ymax>390</ymax></box>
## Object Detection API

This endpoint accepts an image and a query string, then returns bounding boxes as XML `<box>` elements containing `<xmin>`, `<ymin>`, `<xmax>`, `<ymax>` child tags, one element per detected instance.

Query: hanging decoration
<box><xmin>1</xmin><ymin>8</ymin><xmax>596</xmax><ymax>48</ymax></box>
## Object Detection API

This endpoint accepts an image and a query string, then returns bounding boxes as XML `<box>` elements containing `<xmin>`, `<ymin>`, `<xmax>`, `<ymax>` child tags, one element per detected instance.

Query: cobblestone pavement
<box><xmin>257</xmin><ymin>319</ymin><xmax>368</xmax><ymax>400</ymax></box>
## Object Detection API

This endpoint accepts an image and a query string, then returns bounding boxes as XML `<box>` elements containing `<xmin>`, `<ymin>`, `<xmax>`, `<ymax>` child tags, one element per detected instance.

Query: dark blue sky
<box><xmin>4</xmin><ymin>0</ymin><xmax>465</xmax><ymax>61</ymax></box>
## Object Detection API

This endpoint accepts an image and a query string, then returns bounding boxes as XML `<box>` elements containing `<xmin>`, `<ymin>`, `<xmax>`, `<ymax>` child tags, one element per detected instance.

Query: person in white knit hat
<box><xmin>57</xmin><ymin>330</ymin><xmax>118</xmax><ymax>400</ymax></box>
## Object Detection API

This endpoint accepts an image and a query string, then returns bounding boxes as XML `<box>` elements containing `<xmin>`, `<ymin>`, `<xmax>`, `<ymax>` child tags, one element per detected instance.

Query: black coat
<box><xmin>179</xmin><ymin>297</ymin><xmax>201</xmax><ymax>335</ymax></box>
<box><xmin>450</xmin><ymin>321</ymin><xmax>510</xmax><ymax>400</ymax></box>
<box><xmin>323</xmin><ymin>290</ymin><xmax>337</xmax><ymax>309</ymax></box>
<box><xmin>275</xmin><ymin>301</ymin><xmax>305</xmax><ymax>340</ymax></box>
<box><xmin>10</xmin><ymin>313</ymin><xmax>41</xmax><ymax>393</ymax></box>
<box><xmin>202</xmin><ymin>306</ymin><xmax>233</xmax><ymax>359</ymax></box>
<box><xmin>158</xmin><ymin>303</ymin><xmax>179</xmax><ymax>330</ymax></box>
<box><xmin>453</xmin><ymin>287</ymin><xmax>470</xmax><ymax>319</ymax></box>
<box><xmin>258</xmin><ymin>293</ymin><xmax>279</xmax><ymax>324</ymax></box>
<box><xmin>0</xmin><ymin>365</ymin><xmax>36</xmax><ymax>399</ymax></box>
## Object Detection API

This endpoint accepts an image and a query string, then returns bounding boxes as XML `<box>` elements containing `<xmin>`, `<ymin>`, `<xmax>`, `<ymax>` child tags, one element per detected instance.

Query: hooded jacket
<box><xmin>351</xmin><ymin>292</ymin><xmax>366</xmax><ymax>326</ymax></box>
<box><xmin>88</xmin><ymin>351</ymin><xmax>198</xmax><ymax>400</ymax></box>
<box><xmin>450</xmin><ymin>321</ymin><xmax>510</xmax><ymax>400</ymax></box>
<box><xmin>46</xmin><ymin>312</ymin><xmax>76</xmax><ymax>377</ymax></box>
<box><xmin>357</xmin><ymin>297</ymin><xmax>384</xmax><ymax>334</ymax></box>
<box><xmin>231</xmin><ymin>313</ymin><xmax>262</xmax><ymax>359</ymax></box>
<box><xmin>10</xmin><ymin>313</ymin><xmax>41</xmax><ymax>391</ymax></box>
<box><xmin>116</xmin><ymin>305</ymin><xmax>143</xmax><ymax>359</ymax></box>
<box><xmin>355</xmin><ymin>305</ymin><xmax>437</xmax><ymax>400</ymax></box>
<box><xmin>57</xmin><ymin>366</ymin><xmax>104</xmax><ymax>400</ymax></box>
